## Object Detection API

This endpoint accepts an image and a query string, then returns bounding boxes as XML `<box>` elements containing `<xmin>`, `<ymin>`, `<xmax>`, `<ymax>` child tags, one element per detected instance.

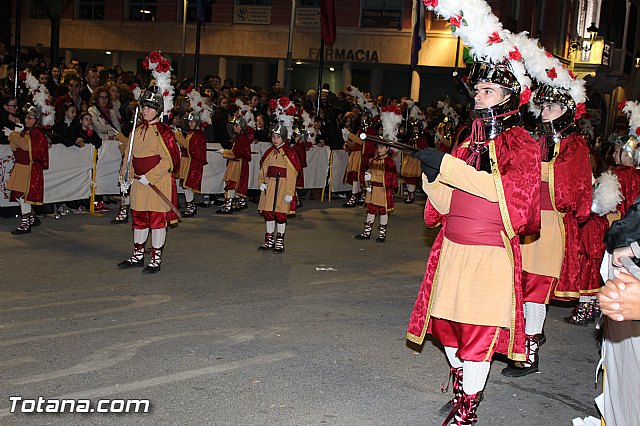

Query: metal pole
<box><xmin>194</xmin><ymin>19</ymin><xmax>202</xmax><ymax>84</ymax></box>
<box><xmin>182</xmin><ymin>0</ymin><xmax>187</xmax><ymax>58</ymax></box>
<box><xmin>316</xmin><ymin>39</ymin><xmax>324</xmax><ymax>112</ymax></box>
<box><xmin>284</xmin><ymin>0</ymin><xmax>296</xmax><ymax>94</ymax></box>
<box><xmin>14</xmin><ymin>0</ymin><xmax>22</xmax><ymax>98</ymax></box>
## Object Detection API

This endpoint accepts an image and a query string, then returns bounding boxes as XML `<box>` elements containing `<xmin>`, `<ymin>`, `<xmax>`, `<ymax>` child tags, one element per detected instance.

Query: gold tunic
<box><xmin>6</xmin><ymin>132</ymin><xmax>32</xmax><ymax>195</ymax></box>
<box><xmin>257</xmin><ymin>147</ymin><xmax>298</xmax><ymax>214</ymax></box>
<box><xmin>521</xmin><ymin>162</ymin><xmax>564</xmax><ymax>278</ymax></box>
<box><xmin>401</xmin><ymin>153</ymin><xmax>422</xmax><ymax>178</ymax></box>
<box><xmin>175</xmin><ymin>131</ymin><xmax>195</xmax><ymax>181</ymax></box>
<box><xmin>425</xmin><ymin>154</ymin><xmax>513</xmax><ymax>328</ymax></box>
<box><xmin>344</xmin><ymin>133</ymin><xmax>363</xmax><ymax>177</ymax></box>
<box><xmin>364</xmin><ymin>158</ymin><xmax>388</xmax><ymax>209</ymax></box>
<box><xmin>119</xmin><ymin>125</ymin><xmax>173</xmax><ymax>212</ymax></box>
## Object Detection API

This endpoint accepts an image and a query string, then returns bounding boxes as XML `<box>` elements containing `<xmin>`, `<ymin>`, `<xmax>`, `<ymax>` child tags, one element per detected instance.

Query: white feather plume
<box><xmin>187</xmin><ymin>89</ymin><xmax>212</xmax><ymax>126</ymax></box>
<box><xmin>622</xmin><ymin>100</ymin><xmax>640</xmax><ymax>137</ymax></box>
<box><xmin>21</xmin><ymin>69</ymin><xmax>55</xmax><ymax>127</ymax></box>
<box><xmin>380</xmin><ymin>108</ymin><xmax>403</xmax><ymax>142</ymax></box>
<box><xmin>591</xmin><ymin>171</ymin><xmax>623</xmax><ymax>216</ymax></box>
<box><xmin>234</xmin><ymin>99</ymin><xmax>255</xmax><ymax>129</ymax></box>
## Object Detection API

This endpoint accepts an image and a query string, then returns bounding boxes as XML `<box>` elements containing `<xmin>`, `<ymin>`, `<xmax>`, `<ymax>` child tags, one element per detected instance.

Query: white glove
<box><xmin>217</xmin><ymin>148</ymin><xmax>225</xmax><ymax>155</ymax></box>
<box><xmin>138</xmin><ymin>175</ymin><xmax>150</xmax><ymax>186</ymax></box>
<box><xmin>364</xmin><ymin>172</ymin><xmax>372</xmax><ymax>181</ymax></box>
<box><xmin>14</xmin><ymin>123</ymin><xmax>24</xmax><ymax>132</ymax></box>
<box><xmin>366</xmin><ymin>187</ymin><xmax>372</xmax><ymax>193</ymax></box>
<box><xmin>118</xmin><ymin>177</ymin><xmax>130</xmax><ymax>193</ymax></box>
<box><xmin>284</xmin><ymin>195</ymin><xmax>293</xmax><ymax>203</ymax></box>
<box><xmin>341</xmin><ymin>128</ymin><xmax>350</xmax><ymax>142</ymax></box>
<box><xmin>2</xmin><ymin>127</ymin><xmax>11</xmax><ymax>137</ymax></box>
<box><xmin>260</xmin><ymin>183</ymin><xmax>268</xmax><ymax>192</ymax></box>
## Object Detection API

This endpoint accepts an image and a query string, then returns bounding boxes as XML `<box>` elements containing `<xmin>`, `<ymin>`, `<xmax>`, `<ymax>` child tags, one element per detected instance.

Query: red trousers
<box><xmin>131</xmin><ymin>210</ymin><xmax>167</xmax><ymax>230</ymax></box>
<box><xmin>263</xmin><ymin>211</ymin><xmax>287</xmax><ymax>224</ymax></box>
<box><xmin>431</xmin><ymin>317</ymin><xmax>504</xmax><ymax>362</ymax></box>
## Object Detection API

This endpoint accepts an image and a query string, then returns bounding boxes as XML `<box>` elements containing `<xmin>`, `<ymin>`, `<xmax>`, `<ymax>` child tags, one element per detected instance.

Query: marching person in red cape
<box><xmin>406</xmin><ymin>60</ymin><xmax>541</xmax><ymax>424</ymax></box>
<box><xmin>216</xmin><ymin>102</ymin><xmax>254</xmax><ymax>214</ymax></box>
<box><xmin>5</xmin><ymin>103</ymin><xmax>49</xmax><ymax>234</ymax></box>
<box><xmin>501</xmin><ymin>84</ymin><xmax>592</xmax><ymax>377</ymax></box>
<box><xmin>400</xmin><ymin>120</ymin><xmax>429</xmax><ymax>204</ymax></box>
<box><xmin>256</xmin><ymin>120</ymin><xmax>302</xmax><ymax>253</ymax></box>
<box><xmin>117</xmin><ymin>89</ymin><xmax>180</xmax><ymax>273</ymax></box>
<box><xmin>175</xmin><ymin>109</ymin><xmax>208</xmax><ymax>217</ymax></box>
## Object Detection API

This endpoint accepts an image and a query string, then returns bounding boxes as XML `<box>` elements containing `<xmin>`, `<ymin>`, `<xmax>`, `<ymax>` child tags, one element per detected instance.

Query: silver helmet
<box><xmin>270</xmin><ymin>121</ymin><xmax>289</xmax><ymax>139</ymax></box>
<box><xmin>533</xmin><ymin>83</ymin><xmax>577</xmax><ymax>139</ymax></box>
<box><xmin>186</xmin><ymin>109</ymin><xmax>201</xmax><ymax>124</ymax></box>
<box><xmin>610</xmin><ymin>134</ymin><xmax>640</xmax><ymax>166</ymax></box>
<box><xmin>230</xmin><ymin>114</ymin><xmax>248</xmax><ymax>130</ymax></box>
<box><xmin>139</xmin><ymin>89</ymin><xmax>163</xmax><ymax>111</ymax></box>
<box><xmin>23</xmin><ymin>103</ymin><xmax>42</xmax><ymax>121</ymax></box>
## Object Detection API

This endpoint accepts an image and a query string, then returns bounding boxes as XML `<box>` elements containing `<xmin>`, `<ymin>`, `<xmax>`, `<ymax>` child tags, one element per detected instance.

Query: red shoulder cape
<box><xmin>155</xmin><ymin>122</ymin><xmax>181</xmax><ymax>224</ymax></box>
<box><xmin>183</xmin><ymin>129</ymin><xmax>207</xmax><ymax>192</ymax></box>
<box><xmin>14</xmin><ymin>127</ymin><xmax>49</xmax><ymax>205</ymax></box>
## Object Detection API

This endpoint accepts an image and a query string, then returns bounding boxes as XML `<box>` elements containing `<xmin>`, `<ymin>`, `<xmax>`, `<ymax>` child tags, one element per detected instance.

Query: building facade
<box><xmin>3</xmin><ymin>0</ymin><xmax>639</xmax><ymax>132</ymax></box>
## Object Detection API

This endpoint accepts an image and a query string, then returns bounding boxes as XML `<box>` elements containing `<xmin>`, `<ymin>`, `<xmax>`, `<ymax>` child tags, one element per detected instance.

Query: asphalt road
<box><xmin>0</xmin><ymin>196</ymin><xmax>602</xmax><ymax>425</ymax></box>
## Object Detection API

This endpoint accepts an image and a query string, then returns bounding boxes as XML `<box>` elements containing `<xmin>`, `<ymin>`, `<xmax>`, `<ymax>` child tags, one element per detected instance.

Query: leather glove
<box><xmin>284</xmin><ymin>195</ymin><xmax>293</xmax><ymax>203</ymax></box>
<box><xmin>422</xmin><ymin>165</ymin><xmax>440</xmax><ymax>183</ymax></box>
<box><xmin>260</xmin><ymin>183</ymin><xmax>268</xmax><ymax>192</ymax></box>
<box><xmin>413</xmin><ymin>148</ymin><xmax>445</xmax><ymax>171</ymax></box>
<box><xmin>364</xmin><ymin>172</ymin><xmax>372</xmax><ymax>182</ymax></box>
<box><xmin>138</xmin><ymin>175</ymin><xmax>150</xmax><ymax>186</ymax></box>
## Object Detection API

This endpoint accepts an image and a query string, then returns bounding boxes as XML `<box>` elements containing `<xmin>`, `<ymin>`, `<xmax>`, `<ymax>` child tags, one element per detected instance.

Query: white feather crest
<box><xmin>145</xmin><ymin>51</ymin><xmax>174</xmax><ymax>116</ymax></box>
<box><xmin>186</xmin><ymin>89</ymin><xmax>212</xmax><ymax>126</ymax></box>
<box><xmin>234</xmin><ymin>99</ymin><xmax>255</xmax><ymax>129</ymax></box>
<box><xmin>591</xmin><ymin>171</ymin><xmax>623</xmax><ymax>216</ymax></box>
<box><xmin>380</xmin><ymin>109</ymin><xmax>403</xmax><ymax>142</ymax></box>
<box><xmin>622</xmin><ymin>100</ymin><xmax>640</xmax><ymax>137</ymax></box>
<box><xmin>22</xmin><ymin>69</ymin><xmax>55</xmax><ymax>127</ymax></box>
<box><xmin>301</xmin><ymin>110</ymin><xmax>316</xmax><ymax>142</ymax></box>
<box><xmin>273</xmin><ymin>97</ymin><xmax>296</xmax><ymax>138</ymax></box>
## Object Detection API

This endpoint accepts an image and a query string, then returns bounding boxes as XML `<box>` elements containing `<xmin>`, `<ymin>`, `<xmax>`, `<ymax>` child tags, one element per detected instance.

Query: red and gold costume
<box><xmin>407</xmin><ymin>126</ymin><xmax>541</xmax><ymax>362</ymax></box>
<box><xmin>221</xmin><ymin>130</ymin><xmax>253</xmax><ymax>198</ymax></box>
<box><xmin>521</xmin><ymin>134</ymin><xmax>592</xmax><ymax>302</ymax></box>
<box><xmin>120</xmin><ymin>122</ymin><xmax>180</xmax><ymax>228</ymax></box>
<box><xmin>364</xmin><ymin>154</ymin><xmax>397</xmax><ymax>215</ymax></box>
<box><xmin>291</xmin><ymin>135</ymin><xmax>311</xmax><ymax>189</ymax></box>
<box><xmin>7</xmin><ymin>127</ymin><xmax>49</xmax><ymax>204</ymax></box>
<box><xmin>175</xmin><ymin>128</ymin><xmax>208</xmax><ymax>193</ymax></box>
<box><xmin>257</xmin><ymin>143</ymin><xmax>301</xmax><ymax>220</ymax></box>
<box><xmin>343</xmin><ymin>131</ymin><xmax>364</xmax><ymax>185</ymax></box>
<box><xmin>400</xmin><ymin>134</ymin><xmax>428</xmax><ymax>187</ymax></box>
<box><xmin>613</xmin><ymin>165</ymin><xmax>640</xmax><ymax>217</ymax></box>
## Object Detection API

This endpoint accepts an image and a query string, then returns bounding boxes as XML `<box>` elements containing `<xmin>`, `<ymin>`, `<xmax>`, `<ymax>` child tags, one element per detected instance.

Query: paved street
<box><xmin>0</xmin><ymin>197</ymin><xmax>601</xmax><ymax>425</ymax></box>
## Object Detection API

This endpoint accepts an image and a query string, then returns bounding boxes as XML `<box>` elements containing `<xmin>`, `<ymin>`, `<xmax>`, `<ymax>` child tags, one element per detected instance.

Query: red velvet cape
<box><xmin>230</xmin><ymin>130</ymin><xmax>254</xmax><ymax>197</ymax></box>
<box><xmin>155</xmin><ymin>122</ymin><xmax>181</xmax><ymax>225</ymax></box>
<box><xmin>576</xmin><ymin>213</ymin><xmax>609</xmax><ymax>293</ymax></box>
<box><xmin>547</xmin><ymin>133</ymin><xmax>594</xmax><ymax>300</ymax></box>
<box><xmin>10</xmin><ymin>127</ymin><xmax>49</xmax><ymax>205</ymax></box>
<box><xmin>406</xmin><ymin>126</ymin><xmax>541</xmax><ymax>361</ymax></box>
<box><xmin>614</xmin><ymin>166</ymin><xmax>640</xmax><ymax>217</ymax></box>
<box><xmin>183</xmin><ymin>129</ymin><xmax>208</xmax><ymax>192</ymax></box>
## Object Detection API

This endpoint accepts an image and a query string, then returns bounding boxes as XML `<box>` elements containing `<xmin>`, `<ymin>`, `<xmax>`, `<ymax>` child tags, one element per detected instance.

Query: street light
<box><xmin>569</xmin><ymin>22</ymin><xmax>599</xmax><ymax>53</ymax></box>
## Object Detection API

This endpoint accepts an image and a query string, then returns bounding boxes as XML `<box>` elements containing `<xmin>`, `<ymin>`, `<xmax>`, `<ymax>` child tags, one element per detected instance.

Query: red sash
<box><xmin>444</xmin><ymin>190</ymin><xmax>505</xmax><ymax>247</ymax></box>
<box><xmin>540</xmin><ymin>182</ymin><xmax>553</xmax><ymax>211</ymax></box>
<box><xmin>13</xmin><ymin>148</ymin><xmax>30</xmax><ymax>165</ymax></box>
<box><xmin>133</xmin><ymin>155</ymin><xmax>161</xmax><ymax>175</ymax></box>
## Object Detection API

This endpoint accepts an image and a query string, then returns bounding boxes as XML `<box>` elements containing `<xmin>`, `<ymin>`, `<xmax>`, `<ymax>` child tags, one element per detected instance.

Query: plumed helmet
<box><xmin>610</xmin><ymin>134</ymin><xmax>640</xmax><ymax>166</ymax></box>
<box><xmin>23</xmin><ymin>103</ymin><xmax>41</xmax><ymax>121</ymax></box>
<box><xmin>533</xmin><ymin>83</ymin><xmax>577</xmax><ymax>137</ymax></box>
<box><xmin>230</xmin><ymin>114</ymin><xmax>248</xmax><ymax>130</ymax></box>
<box><xmin>270</xmin><ymin>121</ymin><xmax>289</xmax><ymax>140</ymax></box>
<box><xmin>186</xmin><ymin>109</ymin><xmax>201</xmax><ymax>124</ymax></box>
<box><xmin>139</xmin><ymin>89</ymin><xmax>163</xmax><ymax>111</ymax></box>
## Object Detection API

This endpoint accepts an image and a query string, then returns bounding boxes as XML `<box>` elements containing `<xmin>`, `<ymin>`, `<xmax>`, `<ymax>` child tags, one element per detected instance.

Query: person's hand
<box><xmin>217</xmin><ymin>148</ymin><xmax>225</xmax><ymax>155</ymax></box>
<box><xmin>14</xmin><ymin>123</ymin><xmax>24</xmax><ymax>132</ymax></box>
<box><xmin>341</xmin><ymin>128</ymin><xmax>350</xmax><ymax>141</ymax></box>
<box><xmin>284</xmin><ymin>195</ymin><xmax>293</xmax><ymax>203</ymax></box>
<box><xmin>260</xmin><ymin>183</ymin><xmax>267</xmax><ymax>192</ymax></box>
<box><xmin>75</xmin><ymin>138</ymin><xmax>85</xmax><ymax>147</ymax></box>
<box><xmin>2</xmin><ymin>127</ymin><xmax>11</xmax><ymax>137</ymax></box>
<box><xmin>138</xmin><ymin>175</ymin><xmax>150</xmax><ymax>186</ymax></box>
<box><xmin>612</xmin><ymin>246</ymin><xmax>635</xmax><ymax>267</ymax></box>
<box><xmin>364</xmin><ymin>172</ymin><xmax>372</xmax><ymax>182</ymax></box>
<box><xmin>118</xmin><ymin>177</ymin><xmax>130</xmax><ymax>193</ymax></box>
<box><xmin>598</xmin><ymin>270</ymin><xmax>640</xmax><ymax>321</ymax></box>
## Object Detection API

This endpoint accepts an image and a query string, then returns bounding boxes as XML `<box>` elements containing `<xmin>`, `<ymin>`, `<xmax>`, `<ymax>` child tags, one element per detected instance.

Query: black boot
<box><xmin>343</xmin><ymin>193</ymin><xmax>357</xmax><ymax>208</ymax></box>
<box><xmin>117</xmin><ymin>243</ymin><xmax>145</xmax><ymax>268</ymax></box>
<box><xmin>182</xmin><ymin>201</ymin><xmax>197</xmax><ymax>217</ymax></box>
<box><xmin>565</xmin><ymin>302</ymin><xmax>589</xmax><ymax>326</ymax></box>
<box><xmin>29</xmin><ymin>213</ymin><xmax>41</xmax><ymax>227</ymax></box>
<box><xmin>356</xmin><ymin>190</ymin><xmax>366</xmax><ymax>205</ymax></box>
<box><xmin>501</xmin><ymin>334</ymin><xmax>540</xmax><ymax>377</ymax></box>
<box><xmin>445</xmin><ymin>391</ymin><xmax>483</xmax><ymax>425</ymax></box>
<box><xmin>404</xmin><ymin>192</ymin><xmax>415</xmax><ymax>204</ymax></box>
<box><xmin>355</xmin><ymin>221</ymin><xmax>373</xmax><ymax>239</ymax></box>
<box><xmin>258</xmin><ymin>233</ymin><xmax>275</xmax><ymax>251</ymax></box>
<box><xmin>273</xmin><ymin>233</ymin><xmax>285</xmax><ymax>253</ymax></box>
<box><xmin>11</xmin><ymin>214</ymin><xmax>31</xmax><ymax>235</ymax></box>
<box><xmin>376</xmin><ymin>224</ymin><xmax>387</xmax><ymax>243</ymax></box>
<box><xmin>142</xmin><ymin>246</ymin><xmax>163</xmax><ymax>274</ymax></box>
<box><xmin>111</xmin><ymin>205</ymin><xmax>129</xmax><ymax>223</ymax></box>
<box><xmin>233</xmin><ymin>197</ymin><xmax>248</xmax><ymax>211</ymax></box>
<box><xmin>216</xmin><ymin>198</ymin><xmax>234</xmax><ymax>214</ymax></box>
<box><xmin>438</xmin><ymin>367</ymin><xmax>463</xmax><ymax>416</ymax></box>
